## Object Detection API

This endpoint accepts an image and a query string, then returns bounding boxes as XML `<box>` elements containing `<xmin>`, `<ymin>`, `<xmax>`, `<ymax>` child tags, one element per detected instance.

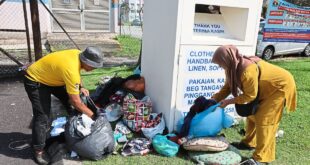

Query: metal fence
<box><xmin>0</xmin><ymin>0</ymin><xmax>34</xmax><ymax>78</ymax></box>
<box><xmin>0</xmin><ymin>0</ymin><xmax>143</xmax><ymax>78</ymax></box>
<box><xmin>116</xmin><ymin>1</ymin><xmax>143</xmax><ymax>58</ymax></box>
<box><xmin>118</xmin><ymin>1</ymin><xmax>143</xmax><ymax>39</ymax></box>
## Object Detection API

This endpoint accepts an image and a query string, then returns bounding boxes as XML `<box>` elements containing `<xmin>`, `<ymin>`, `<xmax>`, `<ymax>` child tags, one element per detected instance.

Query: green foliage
<box><xmin>270</xmin><ymin>58</ymin><xmax>310</xmax><ymax>164</ymax></box>
<box><xmin>115</xmin><ymin>35</ymin><xmax>141</xmax><ymax>57</ymax></box>
<box><xmin>84</xmin><ymin>154</ymin><xmax>194</xmax><ymax>165</ymax></box>
<box><xmin>81</xmin><ymin>58</ymin><xmax>310</xmax><ymax>165</ymax></box>
<box><xmin>81</xmin><ymin>66</ymin><xmax>134</xmax><ymax>90</ymax></box>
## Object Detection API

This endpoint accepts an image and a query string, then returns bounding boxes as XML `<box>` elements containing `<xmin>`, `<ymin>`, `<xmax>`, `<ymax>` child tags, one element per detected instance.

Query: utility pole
<box><xmin>30</xmin><ymin>0</ymin><xmax>42</xmax><ymax>60</ymax></box>
<box><xmin>22</xmin><ymin>0</ymin><xmax>32</xmax><ymax>62</ymax></box>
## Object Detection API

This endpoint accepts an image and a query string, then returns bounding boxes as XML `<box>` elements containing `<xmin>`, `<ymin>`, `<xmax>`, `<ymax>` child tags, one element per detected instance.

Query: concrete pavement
<box><xmin>0</xmin><ymin>77</ymin><xmax>82</xmax><ymax>165</ymax></box>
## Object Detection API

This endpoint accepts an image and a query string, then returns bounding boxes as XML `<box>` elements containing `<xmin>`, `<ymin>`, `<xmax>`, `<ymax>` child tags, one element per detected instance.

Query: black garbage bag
<box><xmin>91</xmin><ymin>76</ymin><xmax>125</xmax><ymax>107</ymax></box>
<box><xmin>65</xmin><ymin>115</ymin><xmax>115</xmax><ymax>160</ymax></box>
<box><xmin>45</xmin><ymin>133</ymin><xmax>68</xmax><ymax>164</ymax></box>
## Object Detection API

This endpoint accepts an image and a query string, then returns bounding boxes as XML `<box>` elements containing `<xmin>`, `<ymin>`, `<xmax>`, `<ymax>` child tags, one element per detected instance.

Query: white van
<box><xmin>256</xmin><ymin>21</ymin><xmax>310</xmax><ymax>60</ymax></box>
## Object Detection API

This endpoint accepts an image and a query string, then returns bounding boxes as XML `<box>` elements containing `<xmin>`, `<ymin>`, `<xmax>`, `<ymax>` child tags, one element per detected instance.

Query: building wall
<box><xmin>0</xmin><ymin>0</ymin><xmax>120</xmax><ymax>34</ymax></box>
<box><xmin>119</xmin><ymin>0</ymin><xmax>144</xmax><ymax>22</ymax></box>
<box><xmin>0</xmin><ymin>0</ymin><xmax>51</xmax><ymax>37</ymax></box>
<box><xmin>128</xmin><ymin>0</ymin><xmax>143</xmax><ymax>21</ymax></box>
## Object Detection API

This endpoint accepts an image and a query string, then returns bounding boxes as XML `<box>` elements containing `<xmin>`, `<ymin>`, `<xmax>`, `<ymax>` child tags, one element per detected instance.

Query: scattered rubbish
<box><xmin>276</xmin><ymin>130</ymin><xmax>284</xmax><ymax>138</ymax></box>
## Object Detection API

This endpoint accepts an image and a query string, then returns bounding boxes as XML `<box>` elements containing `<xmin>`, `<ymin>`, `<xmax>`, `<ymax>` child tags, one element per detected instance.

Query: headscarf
<box><xmin>211</xmin><ymin>45</ymin><xmax>261</xmax><ymax>97</ymax></box>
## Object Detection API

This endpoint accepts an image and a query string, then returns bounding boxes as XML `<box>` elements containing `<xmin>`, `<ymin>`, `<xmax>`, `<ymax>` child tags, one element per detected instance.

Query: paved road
<box><xmin>0</xmin><ymin>77</ymin><xmax>34</xmax><ymax>165</ymax></box>
<box><xmin>0</xmin><ymin>77</ymin><xmax>81</xmax><ymax>165</ymax></box>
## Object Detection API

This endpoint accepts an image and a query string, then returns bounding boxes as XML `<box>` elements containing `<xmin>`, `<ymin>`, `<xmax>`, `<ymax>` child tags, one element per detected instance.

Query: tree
<box><xmin>120</xmin><ymin>2</ymin><xmax>130</xmax><ymax>23</ymax></box>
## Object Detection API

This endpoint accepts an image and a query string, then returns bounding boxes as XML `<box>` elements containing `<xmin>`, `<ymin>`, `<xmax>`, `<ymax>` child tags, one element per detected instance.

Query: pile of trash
<box><xmin>47</xmin><ymin>72</ymin><xmax>242</xmax><ymax>165</ymax></box>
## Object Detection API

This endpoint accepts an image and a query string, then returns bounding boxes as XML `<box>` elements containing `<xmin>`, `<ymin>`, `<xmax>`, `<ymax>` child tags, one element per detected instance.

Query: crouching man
<box><xmin>24</xmin><ymin>46</ymin><xmax>104</xmax><ymax>165</ymax></box>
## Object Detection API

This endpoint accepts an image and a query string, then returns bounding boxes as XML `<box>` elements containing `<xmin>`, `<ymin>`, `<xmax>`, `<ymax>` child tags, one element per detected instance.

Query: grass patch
<box><xmin>81</xmin><ymin>58</ymin><xmax>310</xmax><ymax>165</ymax></box>
<box><xmin>114</xmin><ymin>35</ymin><xmax>141</xmax><ymax>57</ymax></box>
<box><xmin>81</xmin><ymin>65</ymin><xmax>134</xmax><ymax>90</ymax></box>
<box><xmin>267</xmin><ymin>58</ymin><xmax>310</xmax><ymax>164</ymax></box>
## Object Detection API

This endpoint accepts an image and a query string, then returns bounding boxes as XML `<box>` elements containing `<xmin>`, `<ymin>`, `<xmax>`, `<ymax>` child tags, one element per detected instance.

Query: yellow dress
<box><xmin>212</xmin><ymin>60</ymin><xmax>297</xmax><ymax>162</ymax></box>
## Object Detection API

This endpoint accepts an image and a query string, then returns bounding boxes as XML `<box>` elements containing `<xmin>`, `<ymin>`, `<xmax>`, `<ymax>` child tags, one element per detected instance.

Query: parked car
<box><xmin>131</xmin><ymin>19</ymin><xmax>142</xmax><ymax>26</ymax></box>
<box><xmin>256</xmin><ymin>21</ymin><xmax>310</xmax><ymax>60</ymax></box>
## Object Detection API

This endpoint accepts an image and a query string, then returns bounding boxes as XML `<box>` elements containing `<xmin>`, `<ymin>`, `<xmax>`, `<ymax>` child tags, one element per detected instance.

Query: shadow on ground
<box><xmin>0</xmin><ymin>132</ymin><xmax>32</xmax><ymax>160</ymax></box>
<box><xmin>0</xmin><ymin>77</ymin><xmax>36</xmax><ymax>164</ymax></box>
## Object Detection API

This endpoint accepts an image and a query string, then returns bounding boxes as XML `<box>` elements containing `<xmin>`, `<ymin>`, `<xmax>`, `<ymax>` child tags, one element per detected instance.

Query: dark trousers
<box><xmin>24</xmin><ymin>76</ymin><xmax>70</xmax><ymax>151</ymax></box>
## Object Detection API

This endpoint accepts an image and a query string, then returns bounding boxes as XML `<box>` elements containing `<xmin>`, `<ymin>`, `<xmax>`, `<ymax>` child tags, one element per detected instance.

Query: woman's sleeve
<box><xmin>234</xmin><ymin>65</ymin><xmax>259</xmax><ymax>104</ymax></box>
<box><xmin>211</xmin><ymin>82</ymin><xmax>231</xmax><ymax>102</ymax></box>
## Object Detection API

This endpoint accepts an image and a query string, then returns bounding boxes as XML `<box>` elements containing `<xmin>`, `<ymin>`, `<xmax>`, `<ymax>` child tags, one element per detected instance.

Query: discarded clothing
<box><xmin>188</xmin><ymin>104</ymin><xmax>234</xmax><ymax>137</ymax></box>
<box><xmin>179</xmin><ymin>96</ymin><xmax>217</xmax><ymax>137</ymax></box>
<box><xmin>99</xmin><ymin>103</ymin><xmax>123</xmax><ymax>122</ymax></box>
<box><xmin>51</xmin><ymin>117</ymin><xmax>67</xmax><ymax>137</ymax></box>
<box><xmin>76</xmin><ymin>114</ymin><xmax>94</xmax><ymax>137</ymax></box>
<box><xmin>91</xmin><ymin>74</ymin><xmax>146</xmax><ymax>108</ymax></box>
<box><xmin>141</xmin><ymin>113</ymin><xmax>165</xmax><ymax>139</ymax></box>
<box><xmin>115</xmin><ymin>121</ymin><xmax>131</xmax><ymax>135</ymax></box>
<box><xmin>121</xmin><ymin>138</ymin><xmax>151</xmax><ymax>156</ymax></box>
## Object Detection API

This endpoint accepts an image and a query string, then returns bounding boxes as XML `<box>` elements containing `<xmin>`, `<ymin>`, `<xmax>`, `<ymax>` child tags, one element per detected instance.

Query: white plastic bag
<box><xmin>141</xmin><ymin>113</ymin><xmax>165</xmax><ymax>139</ymax></box>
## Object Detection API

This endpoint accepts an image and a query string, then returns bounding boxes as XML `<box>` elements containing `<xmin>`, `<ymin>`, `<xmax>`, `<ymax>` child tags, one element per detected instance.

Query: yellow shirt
<box><xmin>212</xmin><ymin>60</ymin><xmax>297</xmax><ymax>111</ymax></box>
<box><xmin>26</xmin><ymin>49</ymin><xmax>81</xmax><ymax>95</ymax></box>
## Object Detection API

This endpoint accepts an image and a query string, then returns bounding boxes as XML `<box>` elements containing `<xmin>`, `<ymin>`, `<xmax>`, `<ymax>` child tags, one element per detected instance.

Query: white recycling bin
<box><xmin>141</xmin><ymin>0</ymin><xmax>263</xmax><ymax>131</ymax></box>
